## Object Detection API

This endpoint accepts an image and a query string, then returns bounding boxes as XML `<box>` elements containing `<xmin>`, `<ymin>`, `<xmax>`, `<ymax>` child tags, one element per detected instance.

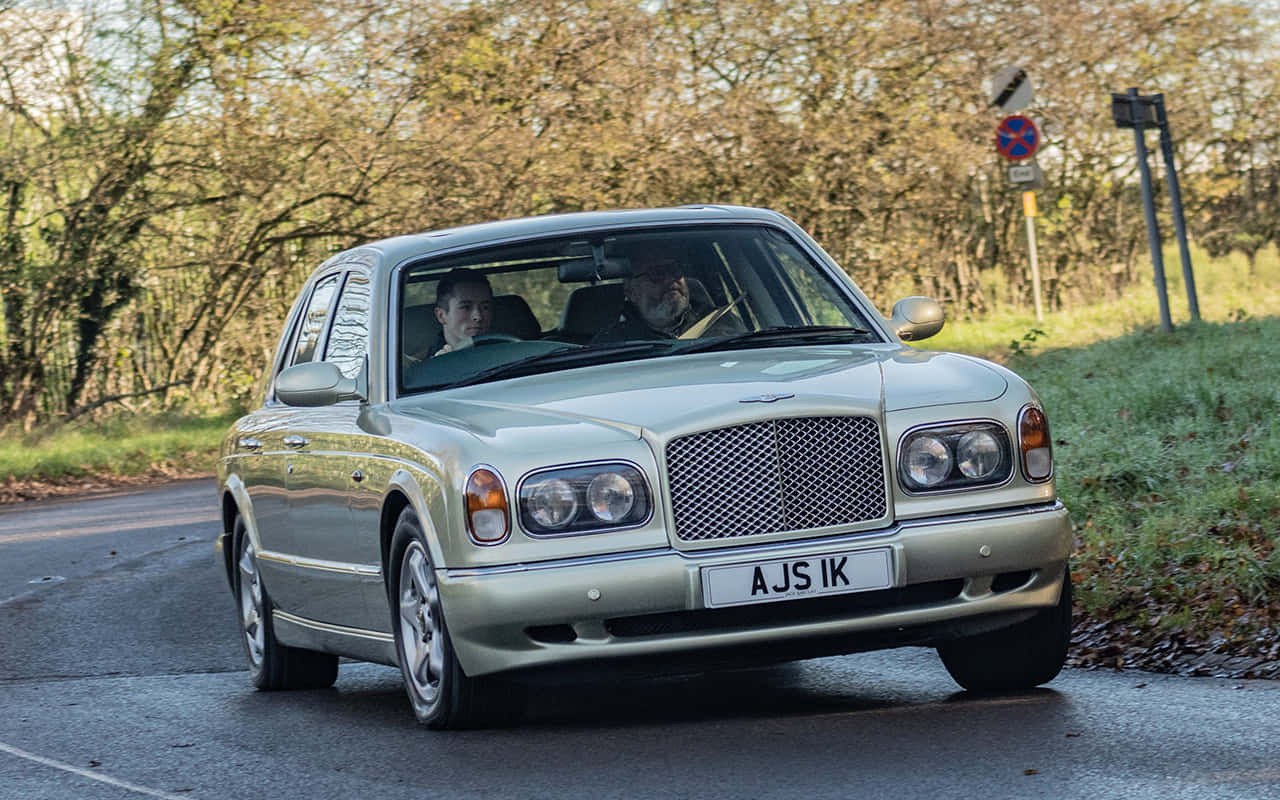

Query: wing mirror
<box><xmin>276</xmin><ymin>362</ymin><xmax>365</xmax><ymax>407</ymax></box>
<box><xmin>889</xmin><ymin>296</ymin><xmax>945</xmax><ymax>342</ymax></box>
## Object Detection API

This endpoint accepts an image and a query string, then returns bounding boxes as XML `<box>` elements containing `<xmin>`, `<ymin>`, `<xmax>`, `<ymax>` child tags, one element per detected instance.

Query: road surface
<box><xmin>1</xmin><ymin>481</ymin><xmax>1278</xmax><ymax>799</ymax></box>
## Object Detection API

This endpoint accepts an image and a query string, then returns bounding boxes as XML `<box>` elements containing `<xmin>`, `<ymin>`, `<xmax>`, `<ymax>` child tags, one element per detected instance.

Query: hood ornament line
<box><xmin>739</xmin><ymin>392</ymin><xmax>795</xmax><ymax>404</ymax></box>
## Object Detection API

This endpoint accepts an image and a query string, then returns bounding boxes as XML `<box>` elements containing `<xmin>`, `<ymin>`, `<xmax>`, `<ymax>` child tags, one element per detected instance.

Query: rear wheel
<box><xmin>233</xmin><ymin>516</ymin><xmax>338</xmax><ymax>690</ymax></box>
<box><xmin>389</xmin><ymin>507</ymin><xmax>523</xmax><ymax>728</ymax></box>
<box><xmin>937</xmin><ymin>568</ymin><xmax>1073</xmax><ymax>692</ymax></box>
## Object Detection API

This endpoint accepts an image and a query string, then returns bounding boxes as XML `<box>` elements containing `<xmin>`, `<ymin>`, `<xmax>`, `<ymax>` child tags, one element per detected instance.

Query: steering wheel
<box><xmin>471</xmin><ymin>333</ymin><xmax>521</xmax><ymax>346</ymax></box>
<box><xmin>679</xmin><ymin>292</ymin><xmax>747</xmax><ymax>340</ymax></box>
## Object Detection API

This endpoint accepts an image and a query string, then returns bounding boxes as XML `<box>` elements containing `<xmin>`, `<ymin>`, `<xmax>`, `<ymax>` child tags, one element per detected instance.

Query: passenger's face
<box><xmin>435</xmin><ymin>283</ymin><xmax>492</xmax><ymax>346</ymax></box>
<box><xmin>627</xmin><ymin>258</ymin><xmax>689</xmax><ymax>330</ymax></box>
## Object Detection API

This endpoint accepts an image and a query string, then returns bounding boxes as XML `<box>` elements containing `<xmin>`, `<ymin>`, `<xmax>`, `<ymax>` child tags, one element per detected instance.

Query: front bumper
<box><xmin>438</xmin><ymin>502</ymin><xmax>1073</xmax><ymax>677</ymax></box>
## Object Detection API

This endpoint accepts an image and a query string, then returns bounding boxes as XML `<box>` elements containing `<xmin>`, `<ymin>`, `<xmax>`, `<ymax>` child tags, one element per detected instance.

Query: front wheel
<box><xmin>937</xmin><ymin>568</ymin><xmax>1073</xmax><ymax>692</ymax></box>
<box><xmin>388</xmin><ymin>508</ymin><xmax>524</xmax><ymax>728</ymax></box>
<box><xmin>233</xmin><ymin>516</ymin><xmax>338</xmax><ymax>690</ymax></box>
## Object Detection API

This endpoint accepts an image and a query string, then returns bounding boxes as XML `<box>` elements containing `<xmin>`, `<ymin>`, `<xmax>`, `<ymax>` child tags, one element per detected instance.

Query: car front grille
<box><xmin>665</xmin><ymin>416</ymin><xmax>887</xmax><ymax>542</ymax></box>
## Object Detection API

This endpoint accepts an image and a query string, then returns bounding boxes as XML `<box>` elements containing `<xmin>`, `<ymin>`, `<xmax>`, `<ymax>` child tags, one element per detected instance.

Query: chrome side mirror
<box><xmin>276</xmin><ymin>362</ymin><xmax>365</xmax><ymax>407</ymax></box>
<box><xmin>889</xmin><ymin>296</ymin><xmax>945</xmax><ymax>342</ymax></box>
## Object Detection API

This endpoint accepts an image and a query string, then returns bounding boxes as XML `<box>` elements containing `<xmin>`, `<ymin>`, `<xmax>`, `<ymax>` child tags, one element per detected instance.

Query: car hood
<box><xmin>392</xmin><ymin>345</ymin><xmax>1008</xmax><ymax>445</ymax></box>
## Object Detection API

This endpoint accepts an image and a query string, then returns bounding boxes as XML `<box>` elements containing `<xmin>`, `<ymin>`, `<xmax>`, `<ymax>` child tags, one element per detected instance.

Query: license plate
<box><xmin>701</xmin><ymin>547</ymin><xmax>894</xmax><ymax>608</ymax></box>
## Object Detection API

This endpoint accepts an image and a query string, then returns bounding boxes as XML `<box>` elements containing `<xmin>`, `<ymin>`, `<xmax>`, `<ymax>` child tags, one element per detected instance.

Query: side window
<box><xmin>291</xmin><ymin>273</ymin><xmax>342</xmax><ymax>366</ymax></box>
<box><xmin>323</xmin><ymin>273</ymin><xmax>371</xmax><ymax>379</ymax></box>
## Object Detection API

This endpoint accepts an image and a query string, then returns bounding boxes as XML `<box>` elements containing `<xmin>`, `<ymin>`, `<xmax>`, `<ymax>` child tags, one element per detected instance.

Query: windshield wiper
<box><xmin>679</xmin><ymin>325</ymin><xmax>874</xmax><ymax>354</ymax></box>
<box><xmin>426</xmin><ymin>340</ymin><xmax>682</xmax><ymax>389</ymax></box>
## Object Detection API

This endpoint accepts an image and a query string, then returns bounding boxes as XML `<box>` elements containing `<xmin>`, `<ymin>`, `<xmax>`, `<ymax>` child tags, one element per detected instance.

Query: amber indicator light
<box><xmin>465</xmin><ymin>468</ymin><xmax>509</xmax><ymax>542</ymax></box>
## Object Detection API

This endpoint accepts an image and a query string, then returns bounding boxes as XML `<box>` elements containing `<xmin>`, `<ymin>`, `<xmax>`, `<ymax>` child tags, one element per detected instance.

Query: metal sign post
<box><xmin>1023</xmin><ymin>191</ymin><xmax>1043</xmax><ymax>321</ymax></box>
<box><xmin>1152</xmin><ymin>94</ymin><xmax>1200</xmax><ymax>321</ymax></box>
<box><xmin>1128</xmin><ymin>88</ymin><xmax>1173</xmax><ymax>333</ymax></box>
<box><xmin>1111</xmin><ymin>87</ymin><xmax>1200</xmax><ymax>330</ymax></box>
<box><xmin>994</xmin><ymin>104</ymin><xmax>1044</xmax><ymax>319</ymax></box>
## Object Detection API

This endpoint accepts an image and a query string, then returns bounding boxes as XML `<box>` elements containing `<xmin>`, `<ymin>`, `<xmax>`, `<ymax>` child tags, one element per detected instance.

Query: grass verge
<box><xmin>927</xmin><ymin>244</ymin><xmax>1280</xmax><ymax>678</ymax></box>
<box><xmin>0</xmin><ymin>412</ymin><xmax>233</xmax><ymax>502</ymax></box>
<box><xmin>1014</xmin><ymin>318</ymin><xmax>1280</xmax><ymax>677</ymax></box>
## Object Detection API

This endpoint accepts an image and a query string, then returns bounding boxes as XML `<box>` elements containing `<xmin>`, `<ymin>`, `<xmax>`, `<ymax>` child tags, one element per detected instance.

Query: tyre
<box><xmin>233</xmin><ymin>516</ymin><xmax>339</xmax><ymax>690</ymax></box>
<box><xmin>388</xmin><ymin>507</ymin><xmax>524</xmax><ymax>729</ymax></box>
<box><xmin>937</xmin><ymin>568</ymin><xmax>1073</xmax><ymax>692</ymax></box>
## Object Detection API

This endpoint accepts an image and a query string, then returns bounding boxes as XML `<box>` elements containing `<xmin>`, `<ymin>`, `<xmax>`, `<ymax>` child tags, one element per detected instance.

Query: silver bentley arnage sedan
<box><xmin>216</xmin><ymin>205</ymin><xmax>1072</xmax><ymax>728</ymax></box>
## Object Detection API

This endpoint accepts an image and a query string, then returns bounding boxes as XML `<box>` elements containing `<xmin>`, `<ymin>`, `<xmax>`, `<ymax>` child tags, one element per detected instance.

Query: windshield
<box><xmin>398</xmin><ymin>224</ymin><xmax>880</xmax><ymax>393</ymax></box>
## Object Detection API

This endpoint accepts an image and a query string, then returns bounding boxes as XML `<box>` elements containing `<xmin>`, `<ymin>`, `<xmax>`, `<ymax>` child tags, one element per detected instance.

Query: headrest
<box><xmin>490</xmin><ymin>294</ymin><xmax>542</xmax><ymax>340</ymax></box>
<box><xmin>560</xmin><ymin>282</ymin><xmax>625</xmax><ymax>335</ymax></box>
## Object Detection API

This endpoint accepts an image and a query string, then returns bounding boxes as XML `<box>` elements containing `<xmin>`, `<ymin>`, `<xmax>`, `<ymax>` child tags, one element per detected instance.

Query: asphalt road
<box><xmin>1</xmin><ymin>482</ymin><xmax>1279</xmax><ymax>799</ymax></box>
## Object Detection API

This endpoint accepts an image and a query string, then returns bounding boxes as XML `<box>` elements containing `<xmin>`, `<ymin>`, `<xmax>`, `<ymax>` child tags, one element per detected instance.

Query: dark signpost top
<box><xmin>1111</xmin><ymin>92</ymin><xmax>1162</xmax><ymax>128</ymax></box>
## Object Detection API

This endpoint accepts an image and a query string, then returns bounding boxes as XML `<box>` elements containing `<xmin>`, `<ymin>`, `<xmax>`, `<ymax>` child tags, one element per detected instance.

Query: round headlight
<box><xmin>905</xmin><ymin>435</ymin><xmax>952</xmax><ymax>487</ymax></box>
<box><xmin>527</xmin><ymin>478</ymin><xmax>578</xmax><ymax>529</ymax></box>
<box><xmin>956</xmin><ymin>430</ymin><xmax>1003</xmax><ymax>479</ymax></box>
<box><xmin>586</xmin><ymin>472</ymin><xmax>635</xmax><ymax>522</ymax></box>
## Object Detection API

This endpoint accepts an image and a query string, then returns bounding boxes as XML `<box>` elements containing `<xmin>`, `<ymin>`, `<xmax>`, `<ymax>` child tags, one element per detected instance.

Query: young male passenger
<box><xmin>432</xmin><ymin>269</ymin><xmax>492</xmax><ymax>356</ymax></box>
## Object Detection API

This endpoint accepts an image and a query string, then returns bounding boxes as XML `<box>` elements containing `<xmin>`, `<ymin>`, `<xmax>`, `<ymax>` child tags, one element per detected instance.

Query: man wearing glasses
<box><xmin>593</xmin><ymin>248</ymin><xmax>741</xmax><ymax>343</ymax></box>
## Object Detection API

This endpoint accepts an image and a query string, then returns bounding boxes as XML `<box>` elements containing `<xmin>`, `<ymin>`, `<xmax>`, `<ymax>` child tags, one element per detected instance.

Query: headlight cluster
<box><xmin>899</xmin><ymin>422</ymin><xmax>1013</xmax><ymax>492</ymax></box>
<box><xmin>518</xmin><ymin>463</ymin><xmax>651</xmax><ymax>535</ymax></box>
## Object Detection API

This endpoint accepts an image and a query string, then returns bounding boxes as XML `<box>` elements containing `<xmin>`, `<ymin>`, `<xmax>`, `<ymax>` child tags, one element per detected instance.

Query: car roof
<box><xmin>349</xmin><ymin>205</ymin><xmax>792</xmax><ymax>268</ymax></box>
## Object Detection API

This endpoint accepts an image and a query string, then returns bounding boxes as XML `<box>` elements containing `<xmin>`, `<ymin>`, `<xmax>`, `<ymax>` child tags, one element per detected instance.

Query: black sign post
<box><xmin>1111</xmin><ymin>88</ymin><xmax>1200</xmax><ymax>331</ymax></box>
<box><xmin>1151</xmin><ymin>94</ymin><xmax>1200</xmax><ymax>321</ymax></box>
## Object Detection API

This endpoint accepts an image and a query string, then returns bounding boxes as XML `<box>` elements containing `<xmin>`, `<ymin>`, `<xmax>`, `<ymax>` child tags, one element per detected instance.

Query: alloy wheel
<box><xmin>398</xmin><ymin>540</ymin><xmax>445</xmax><ymax>705</ymax></box>
<box><xmin>238</xmin><ymin>537</ymin><xmax>265</xmax><ymax>667</ymax></box>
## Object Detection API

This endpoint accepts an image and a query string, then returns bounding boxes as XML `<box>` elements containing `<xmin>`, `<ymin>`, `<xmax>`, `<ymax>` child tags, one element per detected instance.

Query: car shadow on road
<box><xmin>224</xmin><ymin>656</ymin><xmax>1070</xmax><ymax>733</ymax></box>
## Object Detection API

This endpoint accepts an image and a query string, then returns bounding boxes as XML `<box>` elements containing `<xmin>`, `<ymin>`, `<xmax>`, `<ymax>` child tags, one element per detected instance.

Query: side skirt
<box><xmin>273</xmin><ymin>610</ymin><xmax>399</xmax><ymax>667</ymax></box>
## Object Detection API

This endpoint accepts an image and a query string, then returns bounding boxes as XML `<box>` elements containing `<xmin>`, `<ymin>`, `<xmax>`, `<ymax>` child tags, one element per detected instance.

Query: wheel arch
<box><xmin>219</xmin><ymin>475</ymin><xmax>259</xmax><ymax>589</ymax></box>
<box><xmin>381</xmin><ymin>468</ymin><xmax>447</xmax><ymax>582</ymax></box>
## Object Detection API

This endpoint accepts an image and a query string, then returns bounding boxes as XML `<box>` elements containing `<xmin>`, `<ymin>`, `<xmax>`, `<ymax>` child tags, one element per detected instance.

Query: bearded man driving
<box><xmin>592</xmin><ymin>248</ymin><xmax>741</xmax><ymax>343</ymax></box>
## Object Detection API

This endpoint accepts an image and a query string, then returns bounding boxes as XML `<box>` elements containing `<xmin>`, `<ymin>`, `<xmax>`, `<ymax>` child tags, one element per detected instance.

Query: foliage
<box><xmin>3</xmin><ymin>0</ymin><xmax>1280</xmax><ymax>424</ymax></box>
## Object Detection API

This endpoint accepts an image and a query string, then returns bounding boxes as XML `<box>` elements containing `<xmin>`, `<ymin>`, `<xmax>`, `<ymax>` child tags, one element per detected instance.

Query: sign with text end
<box><xmin>1008</xmin><ymin>163</ymin><xmax>1044</xmax><ymax>188</ymax></box>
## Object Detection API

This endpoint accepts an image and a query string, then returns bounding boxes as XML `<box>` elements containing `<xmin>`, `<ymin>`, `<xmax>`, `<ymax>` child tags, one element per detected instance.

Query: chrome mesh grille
<box><xmin>666</xmin><ymin>416</ymin><xmax>887</xmax><ymax>542</ymax></box>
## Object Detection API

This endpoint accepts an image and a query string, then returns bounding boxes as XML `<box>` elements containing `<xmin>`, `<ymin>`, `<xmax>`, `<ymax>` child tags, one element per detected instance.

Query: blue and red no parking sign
<box><xmin>996</xmin><ymin>115</ymin><xmax>1040</xmax><ymax>161</ymax></box>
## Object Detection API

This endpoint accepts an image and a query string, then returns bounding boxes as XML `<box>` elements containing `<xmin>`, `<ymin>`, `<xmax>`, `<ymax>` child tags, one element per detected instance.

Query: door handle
<box><xmin>238</xmin><ymin>437</ymin><xmax>263</xmax><ymax>450</ymax></box>
<box><xmin>283</xmin><ymin>435</ymin><xmax>309</xmax><ymax>448</ymax></box>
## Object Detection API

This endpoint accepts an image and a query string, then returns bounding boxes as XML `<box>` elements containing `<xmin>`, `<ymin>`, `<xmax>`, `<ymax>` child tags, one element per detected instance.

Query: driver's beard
<box><xmin>640</xmin><ymin>293</ymin><xmax>689</xmax><ymax>332</ymax></box>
